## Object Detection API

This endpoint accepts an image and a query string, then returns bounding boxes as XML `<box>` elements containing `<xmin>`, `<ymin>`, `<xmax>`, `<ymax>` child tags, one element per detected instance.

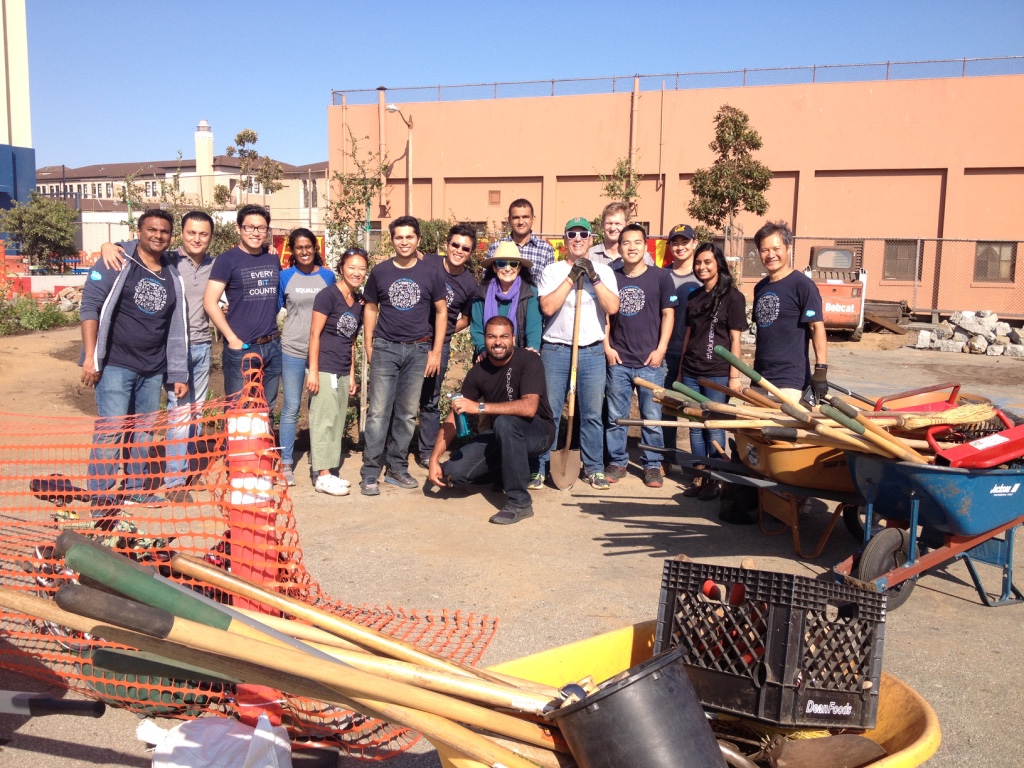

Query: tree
<box><xmin>326</xmin><ymin>129</ymin><xmax>390</xmax><ymax>256</ymax></box>
<box><xmin>687</xmin><ymin>105</ymin><xmax>772</xmax><ymax>257</ymax></box>
<box><xmin>0</xmin><ymin>191</ymin><xmax>79</xmax><ymax>273</ymax></box>
<box><xmin>226</xmin><ymin>128</ymin><xmax>283</xmax><ymax>206</ymax></box>
<box><xmin>118</xmin><ymin>157</ymin><xmax>239</xmax><ymax>256</ymax></box>
<box><xmin>599</xmin><ymin>157</ymin><xmax>642</xmax><ymax>214</ymax></box>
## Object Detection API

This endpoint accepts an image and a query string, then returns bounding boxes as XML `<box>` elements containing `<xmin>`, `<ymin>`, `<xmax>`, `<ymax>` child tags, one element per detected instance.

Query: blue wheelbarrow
<box><xmin>833</xmin><ymin>452</ymin><xmax>1024</xmax><ymax>609</ymax></box>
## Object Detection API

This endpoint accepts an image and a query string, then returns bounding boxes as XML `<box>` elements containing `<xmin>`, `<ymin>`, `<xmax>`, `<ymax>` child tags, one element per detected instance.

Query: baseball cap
<box><xmin>667</xmin><ymin>224</ymin><xmax>695</xmax><ymax>241</ymax></box>
<box><xmin>564</xmin><ymin>217</ymin><xmax>592</xmax><ymax>233</ymax></box>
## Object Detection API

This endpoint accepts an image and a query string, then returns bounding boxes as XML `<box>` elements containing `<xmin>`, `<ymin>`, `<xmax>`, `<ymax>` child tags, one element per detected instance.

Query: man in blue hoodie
<box><xmin>80</xmin><ymin>209</ymin><xmax>189</xmax><ymax>511</ymax></box>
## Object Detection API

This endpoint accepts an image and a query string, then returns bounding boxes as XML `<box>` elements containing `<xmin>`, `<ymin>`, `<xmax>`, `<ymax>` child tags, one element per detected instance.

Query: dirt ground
<box><xmin>1</xmin><ymin>326</ymin><xmax>1022</xmax><ymax>767</ymax></box>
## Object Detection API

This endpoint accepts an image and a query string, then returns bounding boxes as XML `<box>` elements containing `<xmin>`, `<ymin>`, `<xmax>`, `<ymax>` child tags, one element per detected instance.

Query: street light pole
<box><xmin>386</xmin><ymin>104</ymin><xmax>414</xmax><ymax>217</ymax></box>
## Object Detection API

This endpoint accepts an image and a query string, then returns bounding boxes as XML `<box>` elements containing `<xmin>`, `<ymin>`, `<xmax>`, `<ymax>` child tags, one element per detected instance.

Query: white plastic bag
<box><xmin>138</xmin><ymin>713</ymin><xmax>292</xmax><ymax>768</ymax></box>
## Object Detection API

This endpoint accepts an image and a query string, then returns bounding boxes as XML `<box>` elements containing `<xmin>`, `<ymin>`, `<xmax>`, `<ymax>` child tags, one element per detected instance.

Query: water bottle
<box><xmin>449</xmin><ymin>393</ymin><xmax>473</xmax><ymax>438</ymax></box>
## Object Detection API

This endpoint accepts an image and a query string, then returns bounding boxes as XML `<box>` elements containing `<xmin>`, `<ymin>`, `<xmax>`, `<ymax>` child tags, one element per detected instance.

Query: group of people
<box><xmin>80</xmin><ymin>197</ymin><xmax>828</xmax><ymax>525</ymax></box>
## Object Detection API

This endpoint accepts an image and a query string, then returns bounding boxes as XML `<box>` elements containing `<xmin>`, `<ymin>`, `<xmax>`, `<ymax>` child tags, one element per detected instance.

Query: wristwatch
<box><xmin>478</xmin><ymin>401</ymin><xmax>486</xmax><ymax>414</ymax></box>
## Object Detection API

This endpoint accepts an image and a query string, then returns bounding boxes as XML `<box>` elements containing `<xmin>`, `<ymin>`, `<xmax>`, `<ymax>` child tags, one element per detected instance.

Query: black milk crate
<box><xmin>654</xmin><ymin>560</ymin><xmax>886</xmax><ymax>730</ymax></box>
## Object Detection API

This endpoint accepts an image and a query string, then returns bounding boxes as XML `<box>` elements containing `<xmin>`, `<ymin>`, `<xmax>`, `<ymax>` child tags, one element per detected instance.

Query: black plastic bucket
<box><xmin>547</xmin><ymin>647</ymin><xmax>725</xmax><ymax>768</ymax></box>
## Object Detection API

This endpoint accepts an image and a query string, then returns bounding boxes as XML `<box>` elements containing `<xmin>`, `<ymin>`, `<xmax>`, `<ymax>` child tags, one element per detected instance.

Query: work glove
<box><xmin>576</xmin><ymin>257</ymin><xmax>601</xmax><ymax>285</ymax></box>
<box><xmin>567</xmin><ymin>261</ymin><xmax>587</xmax><ymax>285</ymax></box>
<box><xmin>812</xmin><ymin>365</ymin><xmax>829</xmax><ymax>399</ymax></box>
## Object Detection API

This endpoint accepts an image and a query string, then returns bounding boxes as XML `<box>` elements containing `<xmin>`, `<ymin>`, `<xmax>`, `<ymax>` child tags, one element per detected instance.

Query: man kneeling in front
<box><xmin>428</xmin><ymin>316</ymin><xmax>555</xmax><ymax>525</ymax></box>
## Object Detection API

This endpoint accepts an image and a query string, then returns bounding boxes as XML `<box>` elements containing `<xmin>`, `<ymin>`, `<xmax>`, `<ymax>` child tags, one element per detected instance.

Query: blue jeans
<box><xmin>683</xmin><ymin>374</ymin><xmax>729</xmax><ymax>458</ymax></box>
<box><xmin>87</xmin><ymin>364</ymin><xmax>164</xmax><ymax>507</ymax></box>
<box><xmin>662</xmin><ymin>351</ymin><xmax>683</xmax><ymax>452</ymax></box>
<box><xmin>538</xmin><ymin>342</ymin><xmax>607</xmax><ymax>478</ymax></box>
<box><xmin>278</xmin><ymin>352</ymin><xmax>308</xmax><ymax>467</ymax></box>
<box><xmin>222</xmin><ymin>338</ymin><xmax>282</xmax><ymax>414</ymax></box>
<box><xmin>164</xmin><ymin>341</ymin><xmax>212</xmax><ymax>489</ymax></box>
<box><xmin>417</xmin><ymin>343</ymin><xmax>451</xmax><ymax>463</ymax></box>
<box><xmin>361</xmin><ymin>338</ymin><xmax>430</xmax><ymax>479</ymax></box>
<box><xmin>606</xmin><ymin>363</ymin><xmax>666</xmax><ymax>469</ymax></box>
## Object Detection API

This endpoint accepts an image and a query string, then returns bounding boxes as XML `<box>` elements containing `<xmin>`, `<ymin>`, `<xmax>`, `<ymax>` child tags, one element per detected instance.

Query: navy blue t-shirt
<box><xmin>313</xmin><ymin>286</ymin><xmax>363</xmax><ymax>376</ymax></box>
<box><xmin>363</xmin><ymin>258</ymin><xmax>446</xmax><ymax>343</ymax></box>
<box><xmin>426</xmin><ymin>253</ymin><xmax>479</xmax><ymax>342</ymax></box>
<box><xmin>209</xmin><ymin>247</ymin><xmax>281</xmax><ymax>343</ymax></box>
<box><xmin>608</xmin><ymin>265</ymin><xmax>678</xmax><ymax>368</ymax></box>
<box><xmin>666</xmin><ymin>269</ymin><xmax>702</xmax><ymax>357</ymax></box>
<box><xmin>752</xmin><ymin>270</ymin><xmax>824</xmax><ymax>389</ymax></box>
<box><xmin>105</xmin><ymin>262</ymin><xmax>178</xmax><ymax>376</ymax></box>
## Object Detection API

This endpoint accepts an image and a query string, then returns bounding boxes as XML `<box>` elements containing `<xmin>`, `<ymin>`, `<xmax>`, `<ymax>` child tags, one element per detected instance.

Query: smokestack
<box><xmin>195</xmin><ymin>120</ymin><xmax>214</xmax><ymax>176</ymax></box>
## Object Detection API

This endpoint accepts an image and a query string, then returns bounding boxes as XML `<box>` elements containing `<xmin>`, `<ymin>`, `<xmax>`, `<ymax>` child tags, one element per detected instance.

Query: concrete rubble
<box><xmin>913</xmin><ymin>310</ymin><xmax>1024</xmax><ymax>357</ymax></box>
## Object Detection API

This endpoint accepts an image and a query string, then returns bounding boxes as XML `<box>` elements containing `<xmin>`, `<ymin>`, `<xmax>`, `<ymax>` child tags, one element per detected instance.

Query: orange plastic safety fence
<box><xmin>0</xmin><ymin>363</ymin><xmax>497</xmax><ymax>760</ymax></box>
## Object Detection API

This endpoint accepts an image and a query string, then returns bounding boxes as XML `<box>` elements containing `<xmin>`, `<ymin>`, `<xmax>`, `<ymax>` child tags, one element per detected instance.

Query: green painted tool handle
<box><xmin>56</xmin><ymin>530</ymin><xmax>147</xmax><ymax>573</ymax></box>
<box><xmin>761</xmin><ymin>427</ymin><xmax>801</xmax><ymax>442</ymax></box>
<box><xmin>63</xmin><ymin>545</ymin><xmax>230</xmax><ymax>631</ymax></box>
<box><xmin>671</xmin><ymin>381</ymin><xmax>709</xmax><ymax>404</ymax></box>
<box><xmin>820</xmin><ymin>404</ymin><xmax>867</xmax><ymax>435</ymax></box>
<box><xmin>713</xmin><ymin>345</ymin><xmax>760</xmax><ymax>384</ymax></box>
<box><xmin>56</xmin><ymin>584</ymin><xmax>174</xmax><ymax>639</ymax></box>
<box><xmin>92</xmin><ymin>648</ymin><xmax>240</xmax><ymax>685</ymax></box>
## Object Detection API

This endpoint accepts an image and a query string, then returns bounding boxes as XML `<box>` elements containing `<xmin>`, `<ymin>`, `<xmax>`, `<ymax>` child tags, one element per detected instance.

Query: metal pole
<box><xmin>913</xmin><ymin>239</ymin><xmax>921</xmax><ymax>311</ymax></box>
<box><xmin>406</xmin><ymin>117</ymin><xmax>413</xmax><ymax>217</ymax></box>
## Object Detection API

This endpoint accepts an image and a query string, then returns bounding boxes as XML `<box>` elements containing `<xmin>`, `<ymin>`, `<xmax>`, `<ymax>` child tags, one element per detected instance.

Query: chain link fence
<box><xmin>776</xmin><ymin>237</ymin><xmax>1024</xmax><ymax>319</ymax></box>
<box><xmin>333</xmin><ymin>56</ymin><xmax>1024</xmax><ymax>105</ymax></box>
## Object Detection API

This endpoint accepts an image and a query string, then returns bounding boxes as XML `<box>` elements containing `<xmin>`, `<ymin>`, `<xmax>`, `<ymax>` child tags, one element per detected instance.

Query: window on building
<box><xmin>106</xmin><ymin>183</ymin><xmax>113</xmax><ymax>198</ymax></box>
<box><xmin>974</xmin><ymin>242</ymin><xmax>1017</xmax><ymax>283</ymax></box>
<box><xmin>311</xmin><ymin>179</ymin><xmax>318</xmax><ymax>208</ymax></box>
<box><xmin>301</xmin><ymin>179</ymin><xmax>309</xmax><ymax>209</ymax></box>
<box><xmin>76</xmin><ymin>184</ymin><xmax>83</xmax><ymax>197</ymax></box>
<box><xmin>488</xmin><ymin>190</ymin><xmax>501</xmax><ymax>206</ymax></box>
<box><xmin>882</xmin><ymin>239</ymin><xmax>919</xmax><ymax>280</ymax></box>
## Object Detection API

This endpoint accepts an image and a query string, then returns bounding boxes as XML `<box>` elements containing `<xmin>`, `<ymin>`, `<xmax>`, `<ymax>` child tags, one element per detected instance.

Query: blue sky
<box><xmin>28</xmin><ymin>0</ymin><xmax>1023</xmax><ymax>169</ymax></box>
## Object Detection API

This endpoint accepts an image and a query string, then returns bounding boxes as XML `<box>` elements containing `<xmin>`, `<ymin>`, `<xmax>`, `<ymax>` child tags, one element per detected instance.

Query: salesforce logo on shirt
<box><xmin>618</xmin><ymin>285</ymin><xmax>646</xmax><ymax>317</ymax></box>
<box><xmin>134</xmin><ymin>277</ymin><xmax>168</xmax><ymax>315</ymax></box>
<box><xmin>389</xmin><ymin>278</ymin><xmax>421</xmax><ymax>311</ymax></box>
<box><xmin>755</xmin><ymin>292</ymin><xmax>780</xmax><ymax>328</ymax></box>
<box><xmin>337</xmin><ymin>312</ymin><xmax>358</xmax><ymax>338</ymax></box>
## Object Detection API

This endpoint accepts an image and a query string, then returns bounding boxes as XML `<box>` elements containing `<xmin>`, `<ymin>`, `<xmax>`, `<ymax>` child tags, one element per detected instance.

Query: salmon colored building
<box><xmin>328</xmin><ymin>62</ymin><xmax>1024</xmax><ymax>316</ymax></box>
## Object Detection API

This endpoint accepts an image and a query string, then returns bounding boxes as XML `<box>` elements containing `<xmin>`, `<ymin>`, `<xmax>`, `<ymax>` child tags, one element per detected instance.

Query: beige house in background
<box><xmin>35</xmin><ymin>120</ymin><xmax>328</xmax><ymax>254</ymax></box>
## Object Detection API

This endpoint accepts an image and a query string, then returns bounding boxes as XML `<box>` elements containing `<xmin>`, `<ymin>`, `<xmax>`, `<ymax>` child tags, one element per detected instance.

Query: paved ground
<box><xmin>1</xmin><ymin>327</ymin><xmax>1022</xmax><ymax>767</ymax></box>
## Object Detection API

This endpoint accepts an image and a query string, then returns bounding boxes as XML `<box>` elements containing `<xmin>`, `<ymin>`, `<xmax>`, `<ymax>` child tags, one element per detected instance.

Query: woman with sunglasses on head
<box><xmin>469</xmin><ymin>241</ymin><xmax>542</xmax><ymax>360</ymax></box>
<box><xmin>277</xmin><ymin>228</ymin><xmax>336</xmax><ymax>487</ymax></box>
<box><xmin>678</xmin><ymin>242</ymin><xmax>747</xmax><ymax>500</ymax></box>
<box><xmin>305</xmin><ymin>247</ymin><xmax>369</xmax><ymax>496</ymax></box>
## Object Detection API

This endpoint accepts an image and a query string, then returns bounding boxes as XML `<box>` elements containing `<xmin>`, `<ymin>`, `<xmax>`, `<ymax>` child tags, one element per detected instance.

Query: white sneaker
<box><xmin>314</xmin><ymin>475</ymin><xmax>350</xmax><ymax>496</ymax></box>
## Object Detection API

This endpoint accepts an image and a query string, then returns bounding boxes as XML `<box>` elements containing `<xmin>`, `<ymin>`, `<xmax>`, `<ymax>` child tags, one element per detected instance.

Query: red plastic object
<box><xmin>931</xmin><ymin>415</ymin><xmax>1024</xmax><ymax>468</ymax></box>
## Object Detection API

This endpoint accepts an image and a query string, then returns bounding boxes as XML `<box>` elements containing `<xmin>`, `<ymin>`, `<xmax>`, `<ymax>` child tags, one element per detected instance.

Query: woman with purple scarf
<box><xmin>469</xmin><ymin>241</ymin><xmax>543</xmax><ymax>360</ymax></box>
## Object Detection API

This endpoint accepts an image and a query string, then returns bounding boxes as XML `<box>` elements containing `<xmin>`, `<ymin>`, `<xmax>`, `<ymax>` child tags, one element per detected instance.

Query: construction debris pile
<box><xmin>913</xmin><ymin>311</ymin><xmax>1024</xmax><ymax>356</ymax></box>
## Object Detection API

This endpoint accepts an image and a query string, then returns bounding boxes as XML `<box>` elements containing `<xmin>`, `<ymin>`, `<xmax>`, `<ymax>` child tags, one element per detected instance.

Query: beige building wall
<box><xmin>0</xmin><ymin>0</ymin><xmax>31</xmax><ymax>148</ymax></box>
<box><xmin>329</xmin><ymin>75</ymin><xmax>1024</xmax><ymax>240</ymax></box>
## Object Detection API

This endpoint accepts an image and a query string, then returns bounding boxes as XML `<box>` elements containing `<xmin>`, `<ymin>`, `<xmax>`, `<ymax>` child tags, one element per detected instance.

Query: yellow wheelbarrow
<box><xmin>437</xmin><ymin>621</ymin><xmax>940</xmax><ymax>768</ymax></box>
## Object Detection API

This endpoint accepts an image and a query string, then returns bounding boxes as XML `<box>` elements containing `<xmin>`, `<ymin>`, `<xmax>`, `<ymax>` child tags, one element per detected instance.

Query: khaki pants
<box><xmin>308</xmin><ymin>372</ymin><xmax>351</xmax><ymax>473</ymax></box>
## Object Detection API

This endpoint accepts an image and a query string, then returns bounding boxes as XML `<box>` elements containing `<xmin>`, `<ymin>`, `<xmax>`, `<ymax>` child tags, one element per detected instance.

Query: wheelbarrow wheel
<box><xmin>857</xmin><ymin>527</ymin><xmax>917</xmax><ymax>610</ymax></box>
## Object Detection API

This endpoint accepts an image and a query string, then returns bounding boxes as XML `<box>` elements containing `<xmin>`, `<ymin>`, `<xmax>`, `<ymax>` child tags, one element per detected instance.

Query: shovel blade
<box><xmin>549</xmin><ymin>448</ymin><xmax>581</xmax><ymax>490</ymax></box>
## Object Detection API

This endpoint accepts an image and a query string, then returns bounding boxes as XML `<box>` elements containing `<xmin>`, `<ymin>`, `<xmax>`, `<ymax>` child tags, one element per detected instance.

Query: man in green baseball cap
<box><xmin>532</xmin><ymin>216</ymin><xmax>620</xmax><ymax>490</ymax></box>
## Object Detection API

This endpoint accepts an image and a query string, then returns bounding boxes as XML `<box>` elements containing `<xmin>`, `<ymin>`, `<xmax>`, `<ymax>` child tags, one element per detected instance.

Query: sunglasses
<box><xmin>564</xmin><ymin>230</ymin><xmax>591</xmax><ymax>240</ymax></box>
<box><xmin>448</xmin><ymin>242</ymin><xmax>473</xmax><ymax>253</ymax></box>
<box><xmin>494</xmin><ymin>260</ymin><xmax>520</xmax><ymax>269</ymax></box>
